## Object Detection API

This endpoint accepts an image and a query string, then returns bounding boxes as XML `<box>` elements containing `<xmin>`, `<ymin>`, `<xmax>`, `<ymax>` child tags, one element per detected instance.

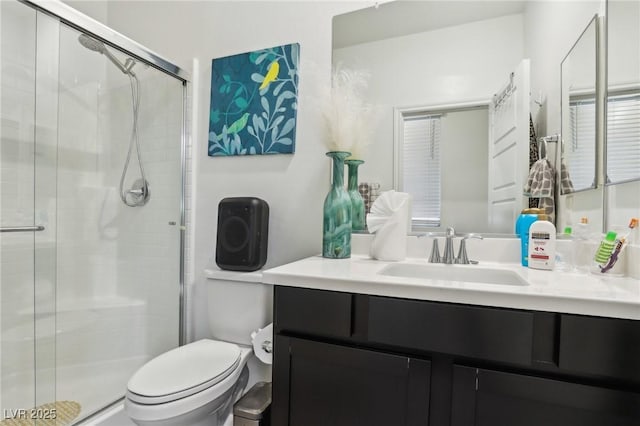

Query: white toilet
<box><xmin>125</xmin><ymin>274</ymin><xmax>272</xmax><ymax>426</ymax></box>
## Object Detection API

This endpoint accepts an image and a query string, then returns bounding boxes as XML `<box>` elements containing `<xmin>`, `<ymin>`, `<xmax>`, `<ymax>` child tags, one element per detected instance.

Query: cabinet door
<box><xmin>451</xmin><ymin>366</ymin><xmax>640</xmax><ymax>426</ymax></box>
<box><xmin>273</xmin><ymin>335</ymin><xmax>430</xmax><ymax>426</ymax></box>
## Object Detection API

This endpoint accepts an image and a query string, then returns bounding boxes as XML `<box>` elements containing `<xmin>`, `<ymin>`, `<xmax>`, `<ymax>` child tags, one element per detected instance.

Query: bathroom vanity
<box><xmin>263</xmin><ymin>254</ymin><xmax>640</xmax><ymax>426</ymax></box>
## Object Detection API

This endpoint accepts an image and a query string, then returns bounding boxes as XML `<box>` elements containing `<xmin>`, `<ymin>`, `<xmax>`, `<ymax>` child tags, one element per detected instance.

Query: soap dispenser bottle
<box><xmin>528</xmin><ymin>214</ymin><xmax>556</xmax><ymax>270</ymax></box>
<box><xmin>516</xmin><ymin>208</ymin><xmax>543</xmax><ymax>266</ymax></box>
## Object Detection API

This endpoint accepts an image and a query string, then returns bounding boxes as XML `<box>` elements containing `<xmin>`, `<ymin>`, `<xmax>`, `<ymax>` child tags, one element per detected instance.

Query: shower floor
<box><xmin>3</xmin><ymin>356</ymin><xmax>145</xmax><ymax>425</ymax></box>
<box><xmin>57</xmin><ymin>356</ymin><xmax>146</xmax><ymax>423</ymax></box>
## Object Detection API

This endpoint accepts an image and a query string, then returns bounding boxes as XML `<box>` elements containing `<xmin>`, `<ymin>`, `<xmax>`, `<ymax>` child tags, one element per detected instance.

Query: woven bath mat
<box><xmin>1</xmin><ymin>400</ymin><xmax>81</xmax><ymax>426</ymax></box>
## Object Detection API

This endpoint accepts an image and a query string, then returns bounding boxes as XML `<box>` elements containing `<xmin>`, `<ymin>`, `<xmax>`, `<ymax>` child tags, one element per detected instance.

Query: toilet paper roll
<box><xmin>251</xmin><ymin>323</ymin><xmax>273</xmax><ymax>365</ymax></box>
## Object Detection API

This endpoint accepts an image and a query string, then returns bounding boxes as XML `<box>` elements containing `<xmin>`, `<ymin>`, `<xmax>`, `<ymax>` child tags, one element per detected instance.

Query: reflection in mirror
<box><xmin>606</xmin><ymin>0</ymin><xmax>640</xmax><ymax>185</ymax></box>
<box><xmin>395</xmin><ymin>104</ymin><xmax>489</xmax><ymax>231</ymax></box>
<box><xmin>333</xmin><ymin>1</ymin><xmax>529</xmax><ymax>234</ymax></box>
<box><xmin>333</xmin><ymin>1</ymin><xmax>607</xmax><ymax>235</ymax></box>
<box><xmin>560</xmin><ymin>15</ymin><xmax>598</xmax><ymax>194</ymax></box>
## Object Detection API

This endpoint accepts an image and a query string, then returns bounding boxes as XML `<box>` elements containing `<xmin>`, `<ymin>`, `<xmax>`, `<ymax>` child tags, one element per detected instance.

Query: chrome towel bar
<box><xmin>0</xmin><ymin>226</ymin><xmax>45</xmax><ymax>233</ymax></box>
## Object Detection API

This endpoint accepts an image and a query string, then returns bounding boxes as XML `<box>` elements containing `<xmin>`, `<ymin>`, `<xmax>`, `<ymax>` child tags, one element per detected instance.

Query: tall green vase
<box><xmin>323</xmin><ymin>151</ymin><xmax>352</xmax><ymax>258</ymax></box>
<box><xmin>345</xmin><ymin>159</ymin><xmax>365</xmax><ymax>231</ymax></box>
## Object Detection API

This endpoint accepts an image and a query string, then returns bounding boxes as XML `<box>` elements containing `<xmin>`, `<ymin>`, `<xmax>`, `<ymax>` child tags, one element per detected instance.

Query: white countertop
<box><xmin>262</xmin><ymin>255</ymin><xmax>640</xmax><ymax>320</ymax></box>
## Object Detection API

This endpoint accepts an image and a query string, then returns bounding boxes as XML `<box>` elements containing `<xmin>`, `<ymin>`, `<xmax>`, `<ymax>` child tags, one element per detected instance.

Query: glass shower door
<box><xmin>1</xmin><ymin>1</ymin><xmax>58</xmax><ymax>421</ymax></box>
<box><xmin>2</xmin><ymin>1</ymin><xmax>185</xmax><ymax>422</ymax></box>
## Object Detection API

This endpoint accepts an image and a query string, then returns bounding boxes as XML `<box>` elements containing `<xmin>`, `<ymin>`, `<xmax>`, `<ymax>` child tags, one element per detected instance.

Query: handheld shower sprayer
<box><xmin>78</xmin><ymin>34</ymin><xmax>136</xmax><ymax>76</ymax></box>
<box><xmin>78</xmin><ymin>33</ymin><xmax>149</xmax><ymax>207</ymax></box>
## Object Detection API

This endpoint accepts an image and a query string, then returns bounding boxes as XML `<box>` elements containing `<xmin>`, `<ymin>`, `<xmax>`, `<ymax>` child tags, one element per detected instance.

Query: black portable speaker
<box><xmin>216</xmin><ymin>197</ymin><xmax>269</xmax><ymax>272</ymax></box>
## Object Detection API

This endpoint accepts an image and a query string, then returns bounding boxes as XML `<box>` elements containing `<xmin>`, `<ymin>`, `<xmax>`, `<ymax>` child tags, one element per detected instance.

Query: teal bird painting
<box><xmin>208</xmin><ymin>44</ymin><xmax>299</xmax><ymax>156</ymax></box>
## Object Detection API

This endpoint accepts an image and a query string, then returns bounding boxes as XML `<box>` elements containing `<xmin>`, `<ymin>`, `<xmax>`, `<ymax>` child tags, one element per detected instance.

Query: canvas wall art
<box><xmin>208</xmin><ymin>43</ymin><xmax>300</xmax><ymax>156</ymax></box>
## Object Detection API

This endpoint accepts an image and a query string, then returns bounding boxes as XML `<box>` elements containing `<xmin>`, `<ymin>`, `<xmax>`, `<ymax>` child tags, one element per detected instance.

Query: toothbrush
<box><xmin>600</xmin><ymin>238</ymin><xmax>625</xmax><ymax>273</ymax></box>
<box><xmin>599</xmin><ymin>218</ymin><xmax>638</xmax><ymax>273</ymax></box>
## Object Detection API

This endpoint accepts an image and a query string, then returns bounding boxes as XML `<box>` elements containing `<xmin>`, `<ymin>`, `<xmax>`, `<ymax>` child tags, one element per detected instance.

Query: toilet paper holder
<box><xmin>251</xmin><ymin>324</ymin><xmax>274</xmax><ymax>364</ymax></box>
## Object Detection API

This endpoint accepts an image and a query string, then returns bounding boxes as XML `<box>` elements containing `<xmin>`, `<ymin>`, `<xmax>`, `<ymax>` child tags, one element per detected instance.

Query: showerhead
<box><xmin>78</xmin><ymin>34</ymin><xmax>106</xmax><ymax>54</ymax></box>
<box><xmin>77</xmin><ymin>34</ymin><xmax>136</xmax><ymax>76</ymax></box>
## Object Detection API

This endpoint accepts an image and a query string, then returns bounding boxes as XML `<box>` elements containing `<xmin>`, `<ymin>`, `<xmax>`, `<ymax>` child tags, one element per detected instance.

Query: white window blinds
<box><xmin>401</xmin><ymin>114</ymin><xmax>441</xmax><ymax>228</ymax></box>
<box><xmin>607</xmin><ymin>93</ymin><xmax>640</xmax><ymax>183</ymax></box>
<box><xmin>568</xmin><ymin>99</ymin><xmax>596</xmax><ymax>189</ymax></box>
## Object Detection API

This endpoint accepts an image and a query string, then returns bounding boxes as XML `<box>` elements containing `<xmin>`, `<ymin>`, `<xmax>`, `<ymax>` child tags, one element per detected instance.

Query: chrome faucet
<box><xmin>427</xmin><ymin>227</ymin><xmax>483</xmax><ymax>264</ymax></box>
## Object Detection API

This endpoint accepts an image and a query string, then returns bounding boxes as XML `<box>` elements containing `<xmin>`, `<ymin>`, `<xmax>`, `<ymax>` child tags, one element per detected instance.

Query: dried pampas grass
<box><xmin>319</xmin><ymin>65</ymin><xmax>377</xmax><ymax>158</ymax></box>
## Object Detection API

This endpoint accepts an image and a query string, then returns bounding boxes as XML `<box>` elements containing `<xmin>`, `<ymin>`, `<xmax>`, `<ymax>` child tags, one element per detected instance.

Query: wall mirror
<box><xmin>560</xmin><ymin>15</ymin><xmax>598</xmax><ymax>194</ymax></box>
<box><xmin>332</xmin><ymin>1</ymin><xmax>602</xmax><ymax>234</ymax></box>
<box><xmin>606</xmin><ymin>0</ymin><xmax>640</xmax><ymax>185</ymax></box>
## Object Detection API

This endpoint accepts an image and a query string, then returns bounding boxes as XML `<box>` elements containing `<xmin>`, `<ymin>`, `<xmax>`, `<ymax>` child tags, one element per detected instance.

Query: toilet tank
<box><xmin>206</xmin><ymin>270</ymin><xmax>273</xmax><ymax>346</ymax></box>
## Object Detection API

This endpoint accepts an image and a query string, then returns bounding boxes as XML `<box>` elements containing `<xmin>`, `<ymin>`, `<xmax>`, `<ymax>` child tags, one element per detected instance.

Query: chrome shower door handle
<box><xmin>0</xmin><ymin>225</ymin><xmax>45</xmax><ymax>233</ymax></box>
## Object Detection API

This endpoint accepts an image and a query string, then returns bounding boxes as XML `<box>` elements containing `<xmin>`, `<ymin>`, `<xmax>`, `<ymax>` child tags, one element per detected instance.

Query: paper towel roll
<box><xmin>251</xmin><ymin>323</ymin><xmax>273</xmax><ymax>364</ymax></box>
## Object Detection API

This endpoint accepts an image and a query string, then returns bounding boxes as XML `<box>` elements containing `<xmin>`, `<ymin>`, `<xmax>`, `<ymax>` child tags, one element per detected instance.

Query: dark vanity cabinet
<box><xmin>272</xmin><ymin>286</ymin><xmax>640</xmax><ymax>426</ymax></box>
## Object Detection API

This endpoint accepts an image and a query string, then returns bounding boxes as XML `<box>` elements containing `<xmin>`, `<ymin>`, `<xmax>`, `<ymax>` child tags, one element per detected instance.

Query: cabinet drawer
<box><xmin>367</xmin><ymin>297</ymin><xmax>535</xmax><ymax>365</ymax></box>
<box><xmin>559</xmin><ymin>314</ymin><xmax>640</xmax><ymax>384</ymax></box>
<box><xmin>274</xmin><ymin>286</ymin><xmax>352</xmax><ymax>338</ymax></box>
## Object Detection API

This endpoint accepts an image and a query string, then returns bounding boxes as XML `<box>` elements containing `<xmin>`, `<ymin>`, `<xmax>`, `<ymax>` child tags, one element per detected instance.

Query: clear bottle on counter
<box><xmin>573</xmin><ymin>217</ymin><xmax>593</xmax><ymax>273</ymax></box>
<box><xmin>555</xmin><ymin>227</ymin><xmax>575</xmax><ymax>272</ymax></box>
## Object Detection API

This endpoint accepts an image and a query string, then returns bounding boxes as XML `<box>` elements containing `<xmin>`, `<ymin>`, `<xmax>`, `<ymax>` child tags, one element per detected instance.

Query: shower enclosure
<box><xmin>1</xmin><ymin>0</ymin><xmax>188</xmax><ymax>423</ymax></box>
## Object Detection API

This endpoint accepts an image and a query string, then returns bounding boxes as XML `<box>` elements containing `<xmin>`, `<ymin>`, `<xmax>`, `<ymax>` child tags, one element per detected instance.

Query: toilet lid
<box><xmin>127</xmin><ymin>339</ymin><xmax>241</xmax><ymax>402</ymax></box>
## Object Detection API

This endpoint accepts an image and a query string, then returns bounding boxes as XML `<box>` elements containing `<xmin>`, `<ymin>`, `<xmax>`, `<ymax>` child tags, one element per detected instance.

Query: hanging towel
<box><xmin>524</xmin><ymin>158</ymin><xmax>554</xmax><ymax>197</ymax></box>
<box><xmin>523</xmin><ymin>158</ymin><xmax>556</xmax><ymax>223</ymax></box>
<box><xmin>527</xmin><ymin>115</ymin><xmax>539</xmax><ymax>208</ymax></box>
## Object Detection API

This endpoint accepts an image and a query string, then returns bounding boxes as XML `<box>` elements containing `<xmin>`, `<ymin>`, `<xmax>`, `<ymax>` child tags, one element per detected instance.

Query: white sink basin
<box><xmin>379</xmin><ymin>263</ymin><xmax>528</xmax><ymax>286</ymax></box>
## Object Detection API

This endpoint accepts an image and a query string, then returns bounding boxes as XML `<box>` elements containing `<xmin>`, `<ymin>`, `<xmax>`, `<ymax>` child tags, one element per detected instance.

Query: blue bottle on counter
<box><xmin>516</xmin><ymin>208</ymin><xmax>543</xmax><ymax>267</ymax></box>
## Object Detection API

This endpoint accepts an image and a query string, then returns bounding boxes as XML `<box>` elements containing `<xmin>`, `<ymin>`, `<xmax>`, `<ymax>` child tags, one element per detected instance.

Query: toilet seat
<box><xmin>127</xmin><ymin>339</ymin><xmax>241</xmax><ymax>404</ymax></box>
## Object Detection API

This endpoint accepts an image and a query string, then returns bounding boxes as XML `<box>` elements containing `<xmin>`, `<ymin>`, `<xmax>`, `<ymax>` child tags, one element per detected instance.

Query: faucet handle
<box><xmin>429</xmin><ymin>239</ymin><xmax>442</xmax><ymax>263</ymax></box>
<box><xmin>446</xmin><ymin>227</ymin><xmax>456</xmax><ymax>237</ymax></box>
<box><xmin>455</xmin><ymin>234</ymin><xmax>484</xmax><ymax>264</ymax></box>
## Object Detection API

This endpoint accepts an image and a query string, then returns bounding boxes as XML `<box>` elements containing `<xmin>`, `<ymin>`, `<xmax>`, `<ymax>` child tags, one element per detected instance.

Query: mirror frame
<box><xmin>559</xmin><ymin>14</ymin><xmax>601</xmax><ymax>195</ymax></box>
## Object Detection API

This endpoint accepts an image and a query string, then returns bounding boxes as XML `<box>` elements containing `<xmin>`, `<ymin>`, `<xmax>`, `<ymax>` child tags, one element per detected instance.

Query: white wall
<box><xmin>334</xmin><ymin>14</ymin><xmax>524</xmax><ymax>193</ymax></box>
<box><xmin>63</xmin><ymin>0</ymin><xmax>108</xmax><ymax>23</ymax></box>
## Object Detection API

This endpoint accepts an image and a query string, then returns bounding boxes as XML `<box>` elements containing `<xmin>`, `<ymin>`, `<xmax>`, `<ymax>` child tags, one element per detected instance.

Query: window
<box><xmin>567</xmin><ymin>99</ymin><xmax>597</xmax><ymax>190</ymax></box>
<box><xmin>399</xmin><ymin>113</ymin><xmax>441</xmax><ymax>228</ymax></box>
<box><xmin>607</xmin><ymin>93</ymin><xmax>640</xmax><ymax>183</ymax></box>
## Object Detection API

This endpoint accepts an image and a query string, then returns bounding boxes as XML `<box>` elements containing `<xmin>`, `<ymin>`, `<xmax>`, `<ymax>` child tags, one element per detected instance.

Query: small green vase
<box><xmin>323</xmin><ymin>151</ymin><xmax>352</xmax><ymax>258</ymax></box>
<box><xmin>346</xmin><ymin>159</ymin><xmax>365</xmax><ymax>231</ymax></box>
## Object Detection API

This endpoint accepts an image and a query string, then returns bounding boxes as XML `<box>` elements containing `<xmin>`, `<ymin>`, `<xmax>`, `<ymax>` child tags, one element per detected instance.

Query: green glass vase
<box><xmin>323</xmin><ymin>151</ymin><xmax>352</xmax><ymax>258</ymax></box>
<box><xmin>346</xmin><ymin>159</ymin><xmax>365</xmax><ymax>231</ymax></box>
